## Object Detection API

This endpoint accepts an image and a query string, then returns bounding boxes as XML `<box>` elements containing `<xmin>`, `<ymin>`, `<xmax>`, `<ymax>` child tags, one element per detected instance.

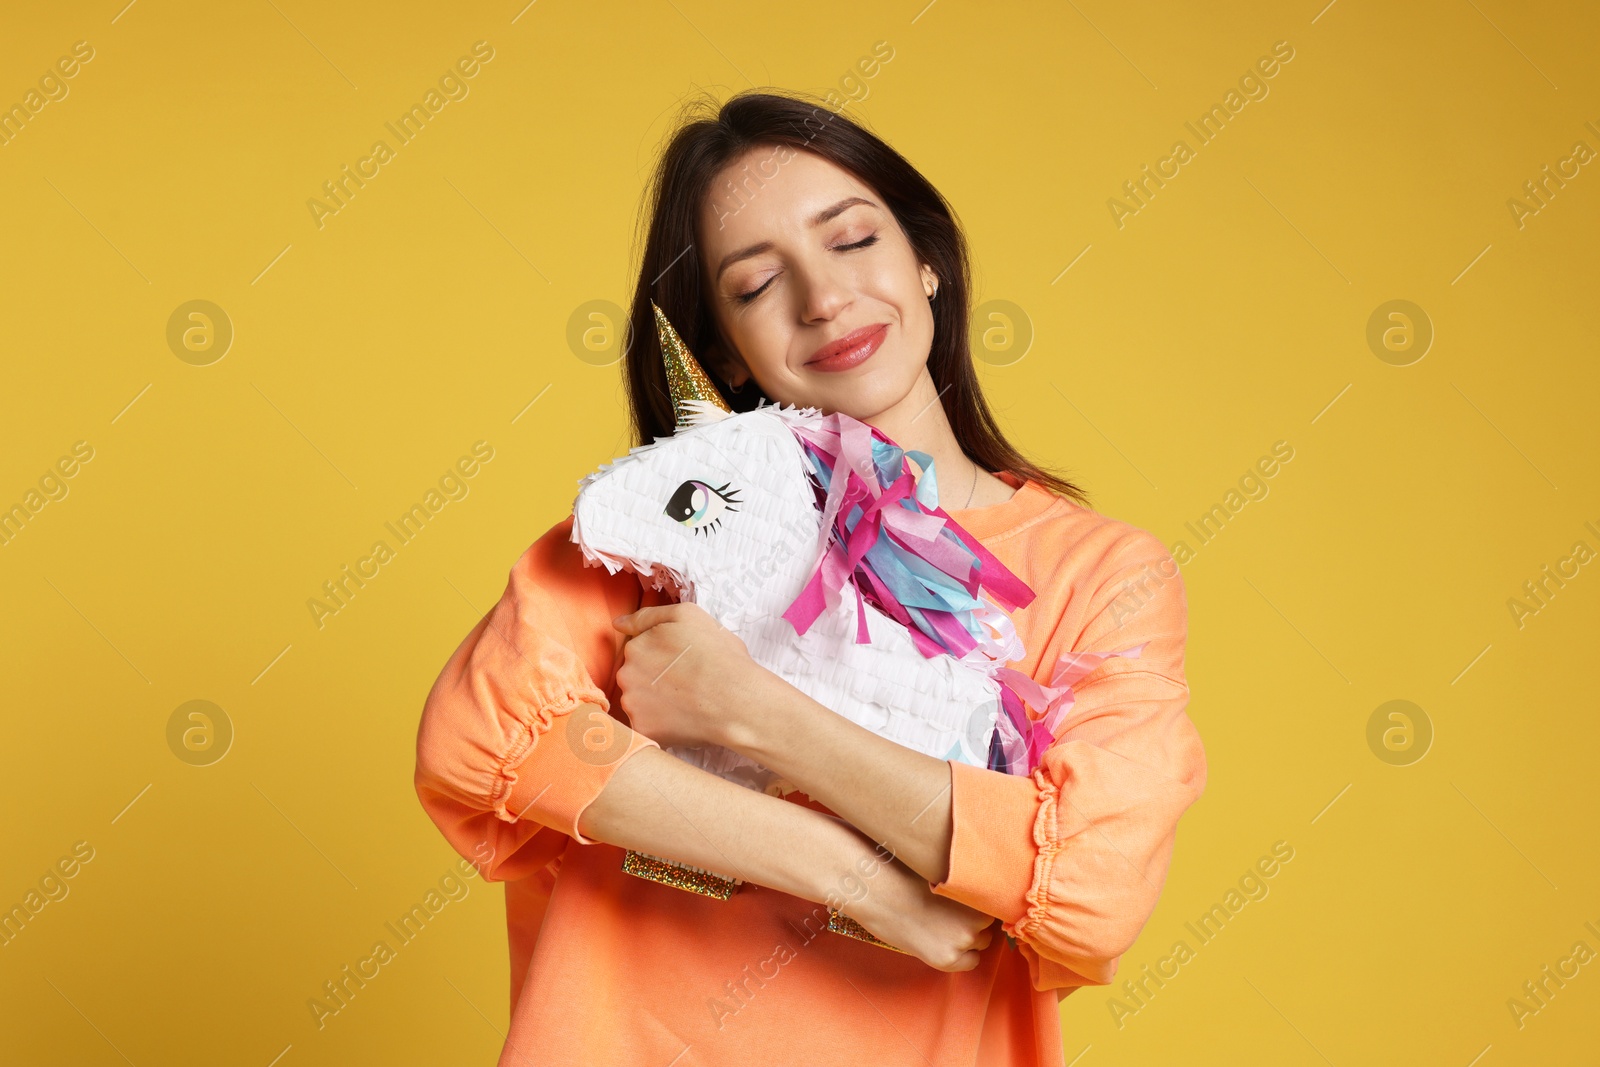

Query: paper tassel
<box><xmin>779</xmin><ymin>409</ymin><xmax>1035</xmax><ymax>666</ymax></box>
<box><xmin>991</xmin><ymin>643</ymin><xmax>1149</xmax><ymax>774</ymax></box>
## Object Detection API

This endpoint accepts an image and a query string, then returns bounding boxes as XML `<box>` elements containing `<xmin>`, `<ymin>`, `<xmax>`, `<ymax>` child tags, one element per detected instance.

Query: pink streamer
<box><xmin>779</xmin><ymin>410</ymin><xmax>1037</xmax><ymax>658</ymax></box>
<box><xmin>991</xmin><ymin>642</ymin><xmax>1149</xmax><ymax>774</ymax></box>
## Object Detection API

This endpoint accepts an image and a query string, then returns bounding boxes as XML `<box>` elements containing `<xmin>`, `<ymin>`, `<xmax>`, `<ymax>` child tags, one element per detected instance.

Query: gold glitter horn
<box><xmin>652</xmin><ymin>300</ymin><xmax>731</xmax><ymax>428</ymax></box>
<box><xmin>621</xmin><ymin>302</ymin><xmax>740</xmax><ymax>901</ymax></box>
<box><xmin>621</xmin><ymin>305</ymin><xmax>906</xmax><ymax>947</ymax></box>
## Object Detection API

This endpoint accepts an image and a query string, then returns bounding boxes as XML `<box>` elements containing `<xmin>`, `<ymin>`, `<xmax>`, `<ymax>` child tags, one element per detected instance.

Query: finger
<box><xmin>612</xmin><ymin>604</ymin><xmax>678</xmax><ymax>635</ymax></box>
<box><xmin>974</xmin><ymin>925</ymin><xmax>995</xmax><ymax>952</ymax></box>
<box><xmin>948</xmin><ymin>949</ymin><xmax>981</xmax><ymax>972</ymax></box>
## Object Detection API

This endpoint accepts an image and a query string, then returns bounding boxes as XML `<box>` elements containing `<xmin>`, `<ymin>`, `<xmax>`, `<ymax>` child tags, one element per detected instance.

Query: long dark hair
<box><xmin>621</xmin><ymin>88</ymin><xmax>1090</xmax><ymax>508</ymax></box>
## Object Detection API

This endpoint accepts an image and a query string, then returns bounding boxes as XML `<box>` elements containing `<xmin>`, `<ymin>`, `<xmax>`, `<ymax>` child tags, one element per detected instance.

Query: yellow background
<box><xmin>2</xmin><ymin>0</ymin><xmax>1596</xmax><ymax>1063</ymax></box>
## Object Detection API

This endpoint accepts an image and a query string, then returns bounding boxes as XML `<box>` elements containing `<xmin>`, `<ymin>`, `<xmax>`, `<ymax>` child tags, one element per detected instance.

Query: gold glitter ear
<box><xmin>652</xmin><ymin>300</ymin><xmax>731</xmax><ymax>428</ymax></box>
<box><xmin>827</xmin><ymin>909</ymin><xmax>907</xmax><ymax>952</ymax></box>
<box><xmin>622</xmin><ymin>849</ymin><xmax>742</xmax><ymax>900</ymax></box>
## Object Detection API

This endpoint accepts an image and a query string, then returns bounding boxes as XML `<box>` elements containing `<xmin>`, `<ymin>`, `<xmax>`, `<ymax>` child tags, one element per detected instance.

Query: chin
<box><xmin>789</xmin><ymin>342</ymin><xmax>924</xmax><ymax>419</ymax></box>
<box><xmin>810</xmin><ymin>378</ymin><xmax>910</xmax><ymax>424</ymax></box>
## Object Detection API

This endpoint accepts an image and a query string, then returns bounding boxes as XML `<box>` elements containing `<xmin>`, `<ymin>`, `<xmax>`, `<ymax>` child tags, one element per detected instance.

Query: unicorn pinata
<box><xmin>570</xmin><ymin>303</ymin><xmax>1142</xmax><ymax>916</ymax></box>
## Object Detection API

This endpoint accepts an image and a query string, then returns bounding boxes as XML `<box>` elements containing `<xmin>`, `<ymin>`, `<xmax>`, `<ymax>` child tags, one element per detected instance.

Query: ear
<box><xmin>920</xmin><ymin>263</ymin><xmax>939</xmax><ymax>299</ymax></box>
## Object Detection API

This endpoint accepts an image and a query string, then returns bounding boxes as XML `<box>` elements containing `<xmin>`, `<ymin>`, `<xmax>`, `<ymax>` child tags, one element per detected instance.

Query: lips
<box><xmin>806</xmin><ymin>323</ymin><xmax>889</xmax><ymax>372</ymax></box>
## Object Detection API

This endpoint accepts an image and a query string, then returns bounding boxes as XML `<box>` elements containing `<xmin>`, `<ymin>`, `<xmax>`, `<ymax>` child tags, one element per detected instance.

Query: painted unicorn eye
<box><xmin>665</xmin><ymin>479</ymin><xmax>741</xmax><ymax>535</ymax></box>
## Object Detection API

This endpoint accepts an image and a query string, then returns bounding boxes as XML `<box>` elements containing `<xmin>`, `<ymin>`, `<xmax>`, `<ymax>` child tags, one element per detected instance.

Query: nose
<box><xmin>796</xmin><ymin>259</ymin><xmax>852</xmax><ymax>324</ymax></box>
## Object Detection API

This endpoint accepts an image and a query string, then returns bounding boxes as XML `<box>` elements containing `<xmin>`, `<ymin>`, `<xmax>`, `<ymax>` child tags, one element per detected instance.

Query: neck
<box><xmin>861</xmin><ymin>368</ymin><xmax>977</xmax><ymax>503</ymax></box>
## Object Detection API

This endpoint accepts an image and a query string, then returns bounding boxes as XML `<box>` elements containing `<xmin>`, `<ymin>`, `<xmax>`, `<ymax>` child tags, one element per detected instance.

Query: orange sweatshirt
<box><xmin>414</xmin><ymin>471</ymin><xmax>1207</xmax><ymax>1066</ymax></box>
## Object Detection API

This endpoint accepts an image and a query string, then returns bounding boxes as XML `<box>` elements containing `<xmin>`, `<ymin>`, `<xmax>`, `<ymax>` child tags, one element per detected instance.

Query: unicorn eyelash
<box><xmin>665</xmin><ymin>479</ymin><xmax>742</xmax><ymax>535</ymax></box>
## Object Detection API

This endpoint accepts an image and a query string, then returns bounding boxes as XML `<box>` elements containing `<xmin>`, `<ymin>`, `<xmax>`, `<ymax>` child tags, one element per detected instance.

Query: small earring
<box><xmin>928</xmin><ymin>284</ymin><xmax>939</xmax><ymax>301</ymax></box>
<box><xmin>728</xmin><ymin>377</ymin><xmax>748</xmax><ymax>395</ymax></box>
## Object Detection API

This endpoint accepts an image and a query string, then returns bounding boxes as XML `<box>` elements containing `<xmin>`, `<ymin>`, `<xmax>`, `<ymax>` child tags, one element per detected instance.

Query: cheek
<box><xmin>884</xmin><ymin>276</ymin><xmax>934</xmax><ymax>349</ymax></box>
<box><xmin>864</xmin><ymin>256</ymin><xmax>931</xmax><ymax>334</ymax></box>
<box><xmin>895</xmin><ymin>309</ymin><xmax>935</xmax><ymax>375</ymax></box>
<box><xmin>726</xmin><ymin>315</ymin><xmax>795</xmax><ymax>385</ymax></box>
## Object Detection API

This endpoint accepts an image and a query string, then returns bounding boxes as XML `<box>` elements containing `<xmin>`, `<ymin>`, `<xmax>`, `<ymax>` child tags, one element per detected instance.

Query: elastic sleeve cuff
<box><xmin>503</xmin><ymin>706</ymin><xmax>661</xmax><ymax>845</ymax></box>
<box><xmin>929</xmin><ymin>759</ymin><xmax>1042</xmax><ymax>926</ymax></box>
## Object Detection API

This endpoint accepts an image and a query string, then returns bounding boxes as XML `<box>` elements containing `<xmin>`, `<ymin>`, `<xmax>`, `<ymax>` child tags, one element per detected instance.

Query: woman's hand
<box><xmin>840</xmin><ymin>850</ymin><xmax>997</xmax><ymax>972</ymax></box>
<box><xmin>611</xmin><ymin>603</ymin><xmax>764</xmax><ymax>749</ymax></box>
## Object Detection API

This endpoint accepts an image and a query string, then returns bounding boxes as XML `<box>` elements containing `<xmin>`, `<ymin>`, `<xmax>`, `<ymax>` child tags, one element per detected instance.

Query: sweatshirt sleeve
<box><xmin>929</xmin><ymin>528</ymin><xmax>1207</xmax><ymax>994</ymax></box>
<box><xmin>413</xmin><ymin>514</ymin><xmax>662</xmax><ymax>884</ymax></box>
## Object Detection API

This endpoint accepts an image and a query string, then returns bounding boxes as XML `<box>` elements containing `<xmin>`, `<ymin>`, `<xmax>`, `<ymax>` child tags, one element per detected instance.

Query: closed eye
<box><xmin>836</xmin><ymin>234</ymin><xmax>880</xmax><ymax>252</ymax></box>
<box><xmin>733</xmin><ymin>233</ymin><xmax>881</xmax><ymax>305</ymax></box>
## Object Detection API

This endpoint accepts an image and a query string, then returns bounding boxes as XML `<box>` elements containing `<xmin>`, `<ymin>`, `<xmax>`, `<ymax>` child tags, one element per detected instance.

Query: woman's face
<box><xmin>695</xmin><ymin>145</ymin><xmax>938</xmax><ymax>421</ymax></box>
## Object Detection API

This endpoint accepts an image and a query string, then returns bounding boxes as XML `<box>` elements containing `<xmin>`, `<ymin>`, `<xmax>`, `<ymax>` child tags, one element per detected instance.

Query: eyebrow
<box><xmin>712</xmin><ymin>196</ymin><xmax>878</xmax><ymax>284</ymax></box>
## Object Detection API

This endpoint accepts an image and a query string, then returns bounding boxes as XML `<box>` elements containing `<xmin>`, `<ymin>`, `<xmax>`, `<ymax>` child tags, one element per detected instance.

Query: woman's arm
<box><xmin>412</xmin><ymin>516</ymin><xmax>992</xmax><ymax>968</ymax></box>
<box><xmin>774</xmin><ymin>529</ymin><xmax>1207</xmax><ymax>992</ymax></box>
<box><xmin>573</xmin><ymin>709</ymin><xmax>995</xmax><ymax>971</ymax></box>
<box><xmin>575</xmin><ymin>711</ymin><xmax>873</xmax><ymax>898</ymax></box>
<box><xmin>609</xmin><ymin>603</ymin><xmax>963</xmax><ymax>885</ymax></box>
<box><xmin>721</xmin><ymin>674</ymin><xmax>958</xmax><ymax>884</ymax></box>
<box><xmin>614</xmin><ymin>526</ymin><xmax>1207</xmax><ymax>992</ymax></box>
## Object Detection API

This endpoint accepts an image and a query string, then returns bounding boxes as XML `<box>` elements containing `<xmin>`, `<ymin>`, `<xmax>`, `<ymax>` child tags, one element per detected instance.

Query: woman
<box><xmin>414</xmin><ymin>89</ymin><xmax>1207</xmax><ymax>1066</ymax></box>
